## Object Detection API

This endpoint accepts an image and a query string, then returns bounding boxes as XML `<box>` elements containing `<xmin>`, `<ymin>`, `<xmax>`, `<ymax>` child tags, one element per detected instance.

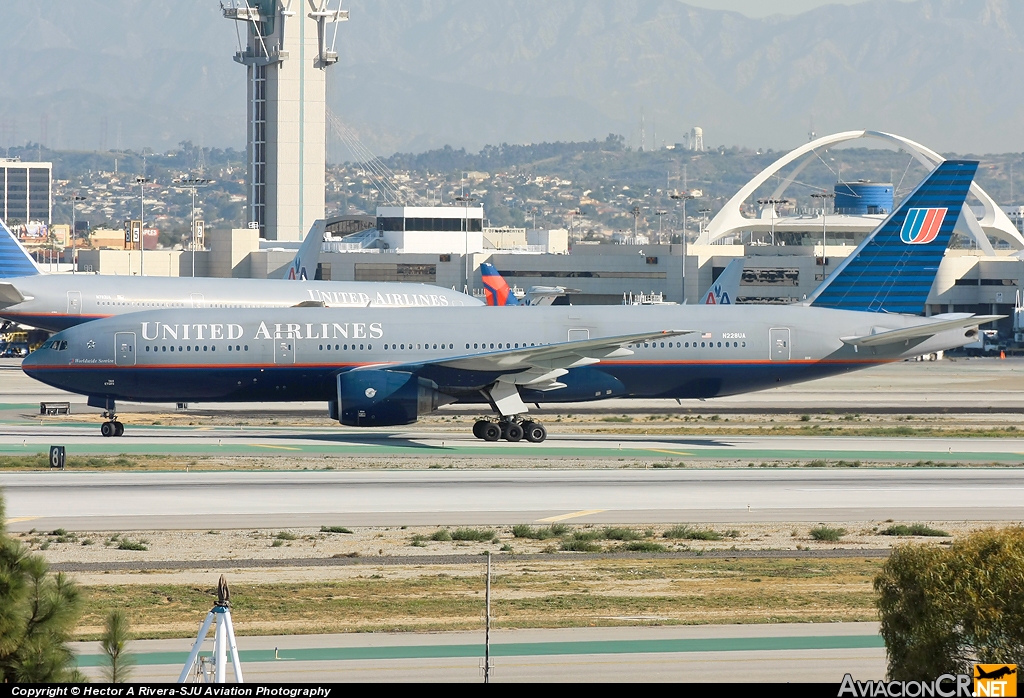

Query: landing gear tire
<box><xmin>503</xmin><ymin>423</ymin><xmax>524</xmax><ymax>442</ymax></box>
<box><xmin>101</xmin><ymin>422</ymin><xmax>114</xmax><ymax>437</ymax></box>
<box><xmin>481</xmin><ymin>423</ymin><xmax>502</xmax><ymax>442</ymax></box>
<box><xmin>472</xmin><ymin>420</ymin><xmax>488</xmax><ymax>440</ymax></box>
<box><xmin>523</xmin><ymin>421</ymin><xmax>547</xmax><ymax>443</ymax></box>
<box><xmin>113</xmin><ymin>421</ymin><xmax>124</xmax><ymax>437</ymax></box>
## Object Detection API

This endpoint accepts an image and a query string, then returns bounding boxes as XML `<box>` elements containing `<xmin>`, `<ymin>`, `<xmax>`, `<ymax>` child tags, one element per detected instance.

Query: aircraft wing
<box><xmin>360</xmin><ymin>329</ymin><xmax>693</xmax><ymax>393</ymax></box>
<box><xmin>840</xmin><ymin>315</ymin><xmax>1002</xmax><ymax>348</ymax></box>
<box><xmin>0</xmin><ymin>281</ymin><xmax>27</xmax><ymax>308</ymax></box>
<box><xmin>366</xmin><ymin>328</ymin><xmax>693</xmax><ymax>414</ymax></box>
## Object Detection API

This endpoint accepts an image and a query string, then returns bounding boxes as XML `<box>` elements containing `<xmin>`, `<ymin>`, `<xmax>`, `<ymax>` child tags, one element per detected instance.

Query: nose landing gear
<box><xmin>472</xmin><ymin>417</ymin><xmax>546</xmax><ymax>443</ymax></box>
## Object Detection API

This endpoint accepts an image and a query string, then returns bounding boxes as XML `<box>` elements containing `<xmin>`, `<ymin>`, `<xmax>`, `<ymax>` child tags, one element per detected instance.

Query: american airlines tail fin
<box><xmin>700</xmin><ymin>258</ymin><xmax>742</xmax><ymax>305</ymax></box>
<box><xmin>809</xmin><ymin>160</ymin><xmax>978</xmax><ymax>315</ymax></box>
<box><xmin>284</xmin><ymin>219</ymin><xmax>326</xmax><ymax>280</ymax></box>
<box><xmin>480</xmin><ymin>262</ymin><xmax>520</xmax><ymax>306</ymax></box>
<box><xmin>0</xmin><ymin>217</ymin><xmax>42</xmax><ymax>279</ymax></box>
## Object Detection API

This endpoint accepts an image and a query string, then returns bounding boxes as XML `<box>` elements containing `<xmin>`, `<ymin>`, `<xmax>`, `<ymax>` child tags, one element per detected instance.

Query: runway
<box><xmin>3</xmin><ymin>468</ymin><xmax>1022</xmax><ymax>530</ymax></box>
<box><xmin>4</xmin><ymin>419</ymin><xmax>1024</xmax><ymax>463</ymax></box>
<box><xmin>72</xmin><ymin>623</ymin><xmax>885</xmax><ymax>683</ymax></box>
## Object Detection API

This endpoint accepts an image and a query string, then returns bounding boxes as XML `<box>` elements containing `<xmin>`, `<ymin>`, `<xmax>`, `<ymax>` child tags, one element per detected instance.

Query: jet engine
<box><xmin>332</xmin><ymin>370</ymin><xmax>451</xmax><ymax>427</ymax></box>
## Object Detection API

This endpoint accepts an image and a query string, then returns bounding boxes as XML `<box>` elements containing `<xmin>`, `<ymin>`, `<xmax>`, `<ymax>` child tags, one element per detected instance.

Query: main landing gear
<box><xmin>472</xmin><ymin>417</ymin><xmax>547</xmax><ymax>443</ymax></box>
<box><xmin>100</xmin><ymin>409</ymin><xmax>124</xmax><ymax>438</ymax></box>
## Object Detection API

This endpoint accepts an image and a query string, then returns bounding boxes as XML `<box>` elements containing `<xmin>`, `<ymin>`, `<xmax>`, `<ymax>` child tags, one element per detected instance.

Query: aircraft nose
<box><xmin>21</xmin><ymin>342</ymin><xmax>45</xmax><ymax>370</ymax></box>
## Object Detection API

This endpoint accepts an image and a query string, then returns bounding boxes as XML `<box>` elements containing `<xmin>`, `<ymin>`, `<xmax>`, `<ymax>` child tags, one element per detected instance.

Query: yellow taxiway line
<box><xmin>536</xmin><ymin>509</ymin><xmax>606</xmax><ymax>523</ymax></box>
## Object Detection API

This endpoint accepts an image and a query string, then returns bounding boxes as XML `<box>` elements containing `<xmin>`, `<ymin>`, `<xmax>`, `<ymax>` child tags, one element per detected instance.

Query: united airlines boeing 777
<box><xmin>25</xmin><ymin>162</ymin><xmax>995</xmax><ymax>441</ymax></box>
<box><xmin>0</xmin><ymin>219</ymin><xmax>481</xmax><ymax>333</ymax></box>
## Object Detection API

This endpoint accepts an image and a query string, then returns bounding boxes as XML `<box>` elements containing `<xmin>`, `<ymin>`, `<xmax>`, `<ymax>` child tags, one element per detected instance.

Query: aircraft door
<box><xmin>67</xmin><ymin>291</ymin><xmax>82</xmax><ymax>315</ymax></box>
<box><xmin>769</xmin><ymin>328</ymin><xmax>791</xmax><ymax>361</ymax></box>
<box><xmin>190</xmin><ymin>293</ymin><xmax>205</xmax><ymax>308</ymax></box>
<box><xmin>274</xmin><ymin>340</ymin><xmax>295</xmax><ymax>364</ymax></box>
<box><xmin>115</xmin><ymin>332</ymin><xmax>136</xmax><ymax>366</ymax></box>
<box><xmin>568</xmin><ymin>329</ymin><xmax>590</xmax><ymax>342</ymax></box>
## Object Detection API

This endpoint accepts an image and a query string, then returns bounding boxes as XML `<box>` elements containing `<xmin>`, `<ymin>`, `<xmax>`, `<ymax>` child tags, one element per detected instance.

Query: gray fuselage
<box><xmin>0</xmin><ymin>274</ymin><xmax>482</xmax><ymax>332</ymax></box>
<box><xmin>23</xmin><ymin>304</ymin><xmax>976</xmax><ymax>409</ymax></box>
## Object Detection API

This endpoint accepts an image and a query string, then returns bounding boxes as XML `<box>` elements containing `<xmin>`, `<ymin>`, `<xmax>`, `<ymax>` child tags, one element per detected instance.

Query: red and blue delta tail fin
<box><xmin>480</xmin><ymin>262</ymin><xmax>520</xmax><ymax>306</ymax></box>
<box><xmin>701</xmin><ymin>258</ymin><xmax>742</xmax><ymax>305</ymax></box>
<box><xmin>808</xmin><ymin>160</ymin><xmax>977</xmax><ymax>315</ymax></box>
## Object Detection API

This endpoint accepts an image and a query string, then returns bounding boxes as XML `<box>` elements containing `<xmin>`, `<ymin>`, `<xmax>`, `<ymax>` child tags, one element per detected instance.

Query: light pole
<box><xmin>810</xmin><ymin>192</ymin><xmax>835</xmax><ymax>274</ymax></box>
<box><xmin>455</xmin><ymin>195</ymin><xmax>476</xmax><ymax>294</ymax></box>
<box><xmin>670</xmin><ymin>192</ymin><xmax>697</xmax><ymax>303</ymax></box>
<box><xmin>65</xmin><ymin>193</ymin><xmax>85</xmax><ymax>273</ymax></box>
<box><xmin>136</xmin><ymin>176</ymin><xmax>151</xmax><ymax>276</ymax></box>
<box><xmin>567</xmin><ymin>208</ymin><xmax>581</xmax><ymax>247</ymax></box>
<box><xmin>756</xmin><ymin>198</ymin><xmax>789</xmax><ymax>246</ymax></box>
<box><xmin>631</xmin><ymin>206</ymin><xmax>641</xmax><ymax>241</ymax></box>
<box><xmin>654</xmin><ymin>210</ymin><xmax>668</xmax><ymax>244</ymax></box>
<box><xmin>176</xmin><ymin>177</ymin><xmax>211</xmax><ymax>278</ymax></box>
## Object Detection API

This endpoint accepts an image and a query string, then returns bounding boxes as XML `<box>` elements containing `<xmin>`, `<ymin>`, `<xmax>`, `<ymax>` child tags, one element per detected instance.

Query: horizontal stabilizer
<box><xmin>0</xmin><ymin>281</ymin><xmax>27</xmax><ymax>307</ymax></box>
<box><xmin>841</xmin><ymin>315</ymin><xmax>1002</xmax><ymax>348</ymax></box>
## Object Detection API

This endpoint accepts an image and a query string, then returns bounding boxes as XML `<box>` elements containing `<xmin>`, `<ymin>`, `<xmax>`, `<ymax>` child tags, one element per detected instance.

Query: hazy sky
<box><xmin>682</xmin><ymin>0</ymin><xmax>911</xmax><ymax>17</ymax></box>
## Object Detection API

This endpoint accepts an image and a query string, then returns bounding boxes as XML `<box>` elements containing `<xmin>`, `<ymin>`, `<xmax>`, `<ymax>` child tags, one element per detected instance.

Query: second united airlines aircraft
<box><xmin>0</xmin><ymin>219</ymin><xmax>480</xmax><ymax>333</ymax></box>
<box><xmin>25</xmin><ymin>162</ymin><xmax>996</xmax><ymax>441</ymax></box>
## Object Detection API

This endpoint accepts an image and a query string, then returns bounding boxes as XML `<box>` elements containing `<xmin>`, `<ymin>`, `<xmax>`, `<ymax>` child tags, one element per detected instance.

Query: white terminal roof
<box><xmin>377</xmin><ymin>205</ymin><xmax>484</xmax><ymax>219</ymax></box>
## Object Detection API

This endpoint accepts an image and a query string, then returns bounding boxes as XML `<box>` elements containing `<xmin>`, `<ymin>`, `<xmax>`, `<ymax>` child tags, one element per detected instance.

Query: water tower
<box><xmin>690</xmin><ymin>127</ymin><xmax>704</xmax><ymax>152</ymax></box>
<box><xmin>222</xmin><ymin>1</ymin><xmax>348</xmax><ymax>241</ymax></box>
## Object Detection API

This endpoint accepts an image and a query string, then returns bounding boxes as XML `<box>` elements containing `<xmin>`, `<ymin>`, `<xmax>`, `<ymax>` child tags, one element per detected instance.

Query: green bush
<box><xmin>450</xmin><ymin>528</ymin><xmax>494</xmax><ymax>542</ymax></box>
<box><xmin>880</xmin><ymin>524</ymin><xmax>950</xmax><ymax>537</ymax></box>
<box><xmin>320</xmin><ymin>526</ymin><xmax>353</xmax><ymax>534</ymax></box>
<box><xmin>274</xmin><ymin>531</ymin><xmax>298</xmax><ymax>541</ymax></box>
<box><xmin>663</xmin><ymin>525</ymin><xmax>722</xmax><ymax>541</ymax></box>
<box><xmin>511</xmin><ymin>524</ymin><xmax>568</xmax><ymax>540</ymax></box>
<box><xmin>809</xmin><ymin>525</ymin><xmax>847</xmax><ymax>542</ymax></box>
<box><xmin>875</xmin><ymin>527</ymin><xmax>1024</xmax><ymax>679</ymax></box>
<box><xmin>603</xmin><ymin>527</ymin><xmax>642</xmax><ymax>541</ymax></box>
<box><xmin>560</xmin><ymin>539</ymin><xmax>602</xmax><ymax>552</ymax></box>
<box><xmin>116</xmin><ymin>539</ymin><xmax>148</xmax><ymax>551</ymax></box>
<box><xmin>430</xmin><ymin>529</ymin><xmax>452</xmax><ymax>542</ymax></box>
<box><xmin>623</xmin><ymin>541</ymin><xmax>667</xmax><ymax>552</ymax></box>
<box><xmin>567</xmin><ymin>530</ymin><xmax>602</xmax><ymax>542</ymax></box>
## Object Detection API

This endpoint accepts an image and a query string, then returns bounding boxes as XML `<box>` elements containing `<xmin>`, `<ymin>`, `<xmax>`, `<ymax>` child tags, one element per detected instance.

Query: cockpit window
<box><xmin>47</xmin><ymin>340</ymin><xmax>68</xmax><ymax>351</ymax></box>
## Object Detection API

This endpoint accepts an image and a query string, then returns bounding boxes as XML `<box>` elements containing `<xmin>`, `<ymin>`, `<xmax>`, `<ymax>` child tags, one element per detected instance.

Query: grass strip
<box><xmin>73</xmin><ymin>634</ymin><xmax>884</xmax><ymax>667</ymax></box>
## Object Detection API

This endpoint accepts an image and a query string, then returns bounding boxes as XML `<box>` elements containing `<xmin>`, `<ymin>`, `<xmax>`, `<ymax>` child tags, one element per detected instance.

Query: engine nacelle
<box><xmin>336</xmin><ymin>370</ymin><xmax>448</xmax><ymax>427</ymax></box>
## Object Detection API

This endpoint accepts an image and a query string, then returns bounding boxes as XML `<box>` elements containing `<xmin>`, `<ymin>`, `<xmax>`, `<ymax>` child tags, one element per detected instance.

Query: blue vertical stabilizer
<box><xmin>809</xmin><ymin>160</ymin><xmax>977</xmax><ymax>315</ymax></box>
<box><xmin>0</xmin><ymin>218</ymin><xmax>42</xmax><ymax>278</ymax></box>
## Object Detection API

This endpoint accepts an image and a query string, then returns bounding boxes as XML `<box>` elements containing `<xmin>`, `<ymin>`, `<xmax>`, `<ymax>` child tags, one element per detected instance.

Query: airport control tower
<box><xmin>222</xmin><ymin>1</ymin><xmax>348</xmax><ymax>241</ymax></box>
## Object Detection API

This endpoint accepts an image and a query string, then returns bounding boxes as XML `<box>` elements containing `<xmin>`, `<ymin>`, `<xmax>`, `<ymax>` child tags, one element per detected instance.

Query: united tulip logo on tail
<box><xmin>900</xmin><ymin>208</ymin><xmax>947</xmax><ymax>244</ymax></box>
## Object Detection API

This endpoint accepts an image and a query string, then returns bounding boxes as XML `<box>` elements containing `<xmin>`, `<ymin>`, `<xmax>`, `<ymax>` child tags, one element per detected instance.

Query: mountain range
<box><xmin>0</xmin><ymin>0</ymin><xmax>1021</xmax><ymax>156</ymax></box>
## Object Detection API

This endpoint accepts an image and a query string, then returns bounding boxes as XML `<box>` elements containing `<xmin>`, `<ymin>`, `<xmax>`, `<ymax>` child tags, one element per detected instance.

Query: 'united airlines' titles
<box><xmin>140</xmin><ymin>321</ymin><xmax>384</xmax><ymax>342</ymax></box>
<box><xmin>306</xmin><ymin>289</ymin><xmax>451</xmax><ymax>307</ymax></box>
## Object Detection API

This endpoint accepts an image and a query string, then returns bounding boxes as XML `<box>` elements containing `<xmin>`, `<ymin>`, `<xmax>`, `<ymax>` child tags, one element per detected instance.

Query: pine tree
<box><xmin>0</xmin><ymin>492</ymin><xmax>85</xmax><ymax>682</ymax></box>
<box><xmin>100</xmin><ymin>609</ymin><xmax>134</xmax><ymax>682</ymax></box>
